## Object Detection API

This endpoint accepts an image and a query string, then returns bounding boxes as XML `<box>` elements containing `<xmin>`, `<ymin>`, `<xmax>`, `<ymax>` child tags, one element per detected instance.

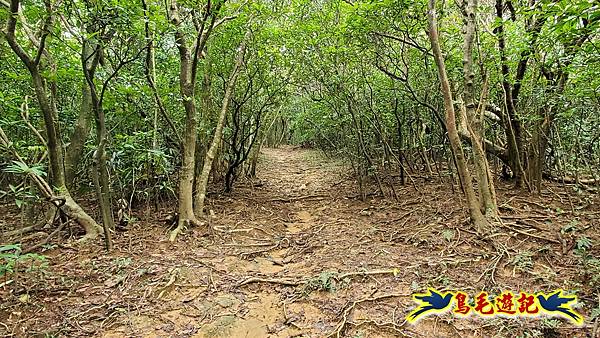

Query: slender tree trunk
<box><xmin>193</xmin><ymin>32</ymin><xmax>249</xmax><ymax>217</ymax></box>
<box><xmin>495</xmin><ymin>0</ymin><xmax>526</xmax><ymax>188</ymax></box>
<box><xmin>167</xmin><ymin>0</ymin><xmax>222</xmax><ymax>241</ymax></box>
<box><xmin>4</xmin><ymin>27</ymin><xmax>101</xmax><ymax>239</ymax></box>
<box><xmin>91</xmin><ymin>99</ymin><xmax>114</xmax><ymax>250</ymax></box>
<box><xmin>142</xmin><ymin>0</ymin><xmax>180</xmax><ymax>142</ymax></box>
<box><xmin>528</xmin><ymin>72</ymin><xmax>568</xmax><ymax>192</ymax></box>
<box><xmin>82</xmin><ymin>42</ymin><xmax>114</xmax><ymax>250</ymax></box>
<box><xmin>194</xmin><ymin>52</ymin><xmax>213</xmax><ymax>182</ymax></box>
<box><xmin>427</xmin><ymin>0</ymin><xmax>488</xmax><ymax>233</ymax></box>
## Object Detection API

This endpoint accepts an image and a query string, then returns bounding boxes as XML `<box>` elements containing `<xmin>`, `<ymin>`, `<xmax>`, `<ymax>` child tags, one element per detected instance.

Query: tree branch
<box><xmin>373</xmin><ymin>31</ymin><xmax>433</xmax><ymax>56</ymax></box>
<box><xmin>4</xmin><ymin>0</ymin><xmax>34</xmax><ymax>70</ymax></box>
<box><xmin>33</xmin><ymin>0</ymin><xmax>53</xmax><ymax>66</ymax></box>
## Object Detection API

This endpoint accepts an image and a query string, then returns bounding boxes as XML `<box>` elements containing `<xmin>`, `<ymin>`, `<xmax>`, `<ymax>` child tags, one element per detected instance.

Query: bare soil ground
<box><xmin>1</xmin><ymin>146</ymin><xmax>599</xmax><ymax>338</ymax></box>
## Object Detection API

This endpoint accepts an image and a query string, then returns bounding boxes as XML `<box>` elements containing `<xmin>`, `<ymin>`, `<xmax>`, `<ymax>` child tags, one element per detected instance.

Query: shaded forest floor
<box><xmin>1</xmin><ymin>146</ymin><xmax>599</xmax><ymax>337</ymax></box>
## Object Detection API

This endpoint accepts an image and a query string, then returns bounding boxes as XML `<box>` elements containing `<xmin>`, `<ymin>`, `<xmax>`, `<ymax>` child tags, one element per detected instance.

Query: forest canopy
<box><xmin>1</xmin><ymin>0</ymin><xmax>599</xmax><ymax>240</ymax></box>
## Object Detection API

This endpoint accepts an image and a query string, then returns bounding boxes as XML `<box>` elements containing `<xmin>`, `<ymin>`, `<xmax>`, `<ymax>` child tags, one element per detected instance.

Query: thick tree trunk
<box><xmin>2</xmin><ymin>129</ymin><xmax>101</xmax><ymax>239</ymax></box>
<box><xmin>33</xmin><ymin>73</ymin><xmax>101</xmax><ymax>239</ymax></box>
<box><xmin>427</xmin><ymin>0</ymin><xmax>489</xmax><ymax>233</ymax></box>
<box><xmin>172</xmin><ymin>52</ymin><xmax>199</xmax><ymax>241</ymax></box>
<box><xmin>65</xmin><ymin>35</ymin><xmax>98</xmax><ymax>188</ymax></box>
<box><xmin>168</xmin><ymin>0</ymin><xmax>200</xmax><ymax>242</ymax></box>
<box><xmin>461</xmin><ymin>0</ymin><xmax>497</xmax><ymax>217</ymax></box>
<box><xmin>65</xmin><ymin>84</ymin><xmax>93</xmax><ymax>186</ymax></box>
<box><xmin>194</xmin><ymin>32</ymin><xmax>249</xmax><ymax>217</ymax></box>
<box><xmin>168</xmin><ymin>0</ymin><xmax>222</xmax><ymax>241</ymax></box>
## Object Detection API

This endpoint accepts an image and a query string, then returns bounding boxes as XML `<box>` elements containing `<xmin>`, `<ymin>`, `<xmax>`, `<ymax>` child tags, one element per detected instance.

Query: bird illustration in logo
<box><xmin>407</xmin><ymin>288</ymin><xmax>454</xmax><ymax>322</ymax></box>
<box><xmin>536</xmin><ymin>290</ymin><xmax>583</xmax><ymax>324</ymax></box>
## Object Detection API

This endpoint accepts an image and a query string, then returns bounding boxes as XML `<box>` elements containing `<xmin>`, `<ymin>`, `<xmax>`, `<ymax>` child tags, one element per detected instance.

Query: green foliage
<box><xmin>111</xmin><ymin>132</ymin><xmax>177</xmax><ymax>200</ymax></box>
<box><xmin>113</xmin><ymin>257</ymin><xmax>132</xmax><ymax>269</ymax></box>
<box><xmin>304</xmin><ymin>271</ymin><xmax>350</xmax><ymax>294</ymax></box>
<box><xmin>573</xmin><ymin>232</ymin><xmax>599</xmax><ymax>289</ymax></box>
<box><xmin>0</xmin><ymin>244</ymin><xmax>47</xmax><ymax>277</ymax></box>
<box><xmin>0</xmin><ymin>183</ymin><xmax>39</xmax><ymax>208</ymax></box>
<box><xmin>0</xmin><ymin>160</ymin><xmax>43</xmax><ymax>208</ymax></box>
<box><xmin>441</xmin><ymin>229</ymin><xmax>455</xmax><ymax>242</ymax></box>
<box><xmin>3</xmin><ymin>161</ymin><xmax>46</xmax><ymax>177</ymax></box>
<box><xmin>575</xmin><ymin>236</ymin><xmax>593</xmax><ymax>252</ymax></box>
<box><xmin>312</xmin><ymin>271</ymin><xmax>336</xmax><ymax>291</ymax></box>
<box><xmin>591</xmin><ymin>306</ymin><xmax>600</xmax><ymax>321</ymax></box>
<box><xmin>560</xmin><ymin>220</ymin><xmax>579</xmax><ymax>234</ymax></box>
<box><xmin>511</xmin><ymin>251</ymin><xmax>534</xmax><ymax>274</ymax></box>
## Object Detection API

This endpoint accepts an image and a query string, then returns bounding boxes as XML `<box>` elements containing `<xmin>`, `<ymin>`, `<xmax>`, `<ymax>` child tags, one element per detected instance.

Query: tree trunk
<box><xmin>461</xmin><ymin>0</ymin><xmax>497</xmax><ymax>217</ymax></box>
<box><xmin>193</xmin><ymin>32</ymin><xmax>249</xmax><ymax>217</ymax></box>
<box><xmin>65</xmin><ymin>29</ymin><xmax>98</xmax><ymax>188</ymax></box>
<box><xmin>495</xmin><ymin>0</ymin><xmax>525</xmax><ymax>187</ymax></box>
<box><xmin>173</xmin><ymin>47</ymin><xmax>199</xmax><ymax>240</ymax></box>
<box><xmin>427</xmin><ymin>0</ymin><xmax>489</xmax><ymax>233</ymax></box>
<box><xmin>65</xmin><ymin>83</ymin><xmax>94</xmax><ymax>186</ymax></box>
<box><xmin>82</xmin><ymin>42</ymin><xmax>114</xmax><ymax>251</ymax></box>
<box><xmin>167</xmin><ymin>0</ymin><xmax>222</xmax><ymax>241</ymax></box>
<box><xmin>142</xmin><ymin>0</ymin><xmax>180</xmax><ymax>143</ymax></box>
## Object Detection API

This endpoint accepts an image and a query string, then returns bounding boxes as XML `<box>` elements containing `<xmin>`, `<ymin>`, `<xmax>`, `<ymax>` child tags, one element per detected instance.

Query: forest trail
<box><xmin>108</xmin><ymin>145</ymin><xmax>439</xmax><ymax>338</ymax></box>
<box><xmin>2</xmin><ymin>147</ymin><xmax>598</xmax><ymax>337</ymax></box>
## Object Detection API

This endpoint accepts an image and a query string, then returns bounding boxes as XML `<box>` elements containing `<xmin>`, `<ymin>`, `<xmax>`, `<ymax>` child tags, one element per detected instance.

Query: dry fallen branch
<box><xmin>543</xmin><ymin>173</ymin><xmax>600</xmax><ymax>186</ymax></box>
<box><xmin>22</xmin><ymin>220</ymin><xmax>70</xmax><ymax>254</ymax></box>
<box><xmin>237</xmin><ymin>277</ymin><xmax>305</xmax><ymax>287</ymax></box>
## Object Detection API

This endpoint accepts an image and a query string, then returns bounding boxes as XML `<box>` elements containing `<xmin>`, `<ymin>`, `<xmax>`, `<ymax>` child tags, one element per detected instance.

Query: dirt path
<box><xmin>2</xmin><ymin>147</ymin><xmax>598</xmax><ymax>337</ymax></box>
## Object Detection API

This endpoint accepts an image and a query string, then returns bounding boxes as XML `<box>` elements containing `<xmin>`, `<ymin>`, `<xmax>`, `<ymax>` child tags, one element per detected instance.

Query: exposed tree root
<box><xmin>327</xmin><ymin>293</ymin><xmax>410</xmax><ymax>338</ymax></box>
<box><xmin>499</xmin><ymin>222</ymin><xmax>560</xmax><ymax>244</ymax></box>
<box><xmin>2</xmin><ymin>225</ymin><xmax>38</xmax><ymax>238</ymax></box>
<box><xmin>347</xmin><ymin>319</ymin><xmax>409</xmax><ymax>337</ymax></box>
<box><xmin>169</xmin><ymin>218</ymin><xmax>203</xmax><ymax>242</ymax></box>
<box><xmin>268</xmin><ymin>194</ymin><xmax>328</xmax><ymax>203</ymax></box>
<box><xmin>61</xmin><ymin>194</ymin><xmax>101</xmax><ymax>240</ymax></box>
<box><xmin>237</xmin><ymin>269</ymin><xmax>404</xmax><ymax>287</ymax></box>
<box><xmin>23</xmin><ymin>220</ymin><xmax>69</xmax><ymax>254</ymax></box>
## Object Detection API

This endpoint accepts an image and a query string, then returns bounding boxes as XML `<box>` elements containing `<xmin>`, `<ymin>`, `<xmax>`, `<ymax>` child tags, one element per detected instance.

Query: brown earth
<box><xmin>1</xmin><ymin>146</ymin><xmax>599</xmax><ymax>337</ymax></box>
